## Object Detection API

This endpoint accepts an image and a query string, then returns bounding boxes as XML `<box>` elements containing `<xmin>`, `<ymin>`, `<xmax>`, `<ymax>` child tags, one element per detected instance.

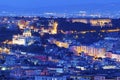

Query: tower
<box><xmin>51</xmin><ymin>22</ymin><xmax>58</xmax><ymax>34</ymax></box>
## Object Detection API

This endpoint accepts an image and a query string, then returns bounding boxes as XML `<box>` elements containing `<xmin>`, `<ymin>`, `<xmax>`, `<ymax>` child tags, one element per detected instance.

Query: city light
<box><xmin>0</xmin><ymin>0</ymin><xmax>119</xmax><ymax>79</ymax></box>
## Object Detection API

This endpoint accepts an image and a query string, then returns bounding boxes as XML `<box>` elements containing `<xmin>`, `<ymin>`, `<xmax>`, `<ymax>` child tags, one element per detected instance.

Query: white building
<box><xmin>12</xmin><ymin>28</ymin><xmax>40</xmax><ymax>46</ymax></box>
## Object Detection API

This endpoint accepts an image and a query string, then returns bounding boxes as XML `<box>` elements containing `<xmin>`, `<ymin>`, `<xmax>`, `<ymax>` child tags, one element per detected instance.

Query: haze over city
<box><xmin>0</xmin><ymin>0</ymin><xmax>120</xmax><ymax>17</ymax></box>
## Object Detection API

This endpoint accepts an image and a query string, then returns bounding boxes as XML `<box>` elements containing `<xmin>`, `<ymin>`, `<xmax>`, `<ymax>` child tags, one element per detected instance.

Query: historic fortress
<box><xmin>72</xmin><ymin>18</ymin><xmax>112</xmax><ymax>27</ymax></box>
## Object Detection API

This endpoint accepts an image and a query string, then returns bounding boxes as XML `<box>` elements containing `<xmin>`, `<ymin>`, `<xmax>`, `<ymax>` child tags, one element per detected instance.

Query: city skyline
<box><xmin>0</xmin><ymin>0</ymin><xmax>120</xmax><ymax>15</ymax></box>
<box><xmin>0</xmin><ymin>1</ymin><xmax>120</xmax><ymax>80</ymax></box>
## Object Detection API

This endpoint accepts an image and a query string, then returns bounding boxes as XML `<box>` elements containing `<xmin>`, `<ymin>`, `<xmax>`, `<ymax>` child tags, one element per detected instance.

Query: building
<box><xmin>40</xmin><ymin>21</ymin><xmax>58</xmax><ymax>34</ymax></box>
<box><xmin>69</xmin><ymin>75</ymin><xmax>93</xmax><ymax>80</ymax></box>
<box><xmin>94</xmin><ymin>76</ymin><xmax>120</xmax><ymax>80</ymax></box>
<box><xmin>0</xmin><ymin>47</ymin><xmax>10</xmax><ymax>54</ymax></box>
<box><xmin>90</xmin><ymin>19</ymin><xmax>112</xmax><ymax>27</ymax></box>
<box><xmin>72</xmin><ymin>19</ymin><xmax>88</xmax><ymax>24</ymax></box>
<box><xmin>72</xmin><ymin>18</ymin><xmax>112</xmax><ymax>27</ymax></box>
<box><xmin>35</xmin><ymin>76</ymin><xmax>66</xmax><ymax>80</ymax></box>
<box><xmin>70</xmin><ymin>46</ymin><xmax>106</xmax><ymax>58</ymax></box>
<box><xmin>48</xmin><ymin>38</ymin><xmax>69</xmax><ymax>48</ymax></box>
<box><xmin>18</xmin><ymin>20</ymin><xmax>27</xmax><ymax>29</ymax></box>
<box><xmin>49</xmin><ymin>21</ymin><xmax>58</xmax><ymax>34</ymax></box>
<box><xmin>106</xmin><ymin>52</ymin><xmax>120</xmax><ymax>61</ymax></box>
<box><xmin>12</xmin><ymin>28</ymin><xmax>40</xmax><ymax>46</ymax></box>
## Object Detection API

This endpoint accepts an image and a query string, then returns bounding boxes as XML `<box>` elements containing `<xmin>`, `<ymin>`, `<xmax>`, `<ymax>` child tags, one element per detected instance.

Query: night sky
<box><xmin>0</xmin><ymin>0</ymin><xmax>120</xmax><ymax>13</ymax></box>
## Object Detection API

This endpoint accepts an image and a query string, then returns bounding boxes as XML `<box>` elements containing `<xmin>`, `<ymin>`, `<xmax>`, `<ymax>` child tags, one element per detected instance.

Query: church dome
<box><xmin>23</xmin><ymin>28</ymin><xmax>32</xmax><ymax>37</ymax></box>
<box><xmin>24</xmin><ymin>28</ymin><xmax>31</xmax><ymax>33</ymax></box>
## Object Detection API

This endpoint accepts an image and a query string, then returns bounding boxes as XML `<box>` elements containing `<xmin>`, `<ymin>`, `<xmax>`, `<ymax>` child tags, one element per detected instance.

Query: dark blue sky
<box><xmin>0</xmin><ymin>0</ymin><xmax>119</xmax><ymax>7</ymax></box>
<box><xmin>0</xmin><ymin>0</ymin><xmax>120</xmax><ymax>13</ymax></box>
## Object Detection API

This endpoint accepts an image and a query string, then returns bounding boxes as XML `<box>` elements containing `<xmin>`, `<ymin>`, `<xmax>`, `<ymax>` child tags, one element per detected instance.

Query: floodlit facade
<box><xmin>72</xmin><ymin>18</ymin><xmax>112</xmax><ymax>27</ymax></box>
<box><xmin>49</xmin><ymin>21</ymin><xmax>58</xmax><ymax>34</ymax></box>
<box><xmin>13</xmin><ymin>28</ymin><xmax>40</xmax><ymax>46</ymax></box>
<box><xmin>70</xmin><ymin>46</ymin><xmax>106</xmax><ymax>58</ymax></box>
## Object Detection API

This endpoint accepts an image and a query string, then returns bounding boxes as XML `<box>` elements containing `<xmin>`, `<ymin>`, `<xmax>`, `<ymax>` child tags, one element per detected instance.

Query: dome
<box><xmin>23</xmin><ymin>28</ymin><xmax>32</xmax><ymax>37</ymax></box>
<box><xmin>23</xmin><ymin>28</ymin><xmax>31</xmax><ymax>33</ymax></box>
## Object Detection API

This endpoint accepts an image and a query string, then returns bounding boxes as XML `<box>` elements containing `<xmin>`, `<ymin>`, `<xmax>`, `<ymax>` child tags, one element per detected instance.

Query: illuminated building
<box><xmin>39</xmin><ymin>20</ymin><xmax>58</xmax><ymax>34</ymax></box>
<box><xmin>39</xmin><ymin>21</ymin><xmax>58</xmax><ymax>35</ymax></box>
<box><xmin>18</xmin><ymin>20</ymin><xmax>27</xmax><ymax>29</ymax></box>
<box><xmin>48</xmin><ymin>38</ymin><xmax>69</xmax><ymax>48</ymax></box>
<box><xmin>106</xmin><ymin>52</ymin><xmax>120</xmax><ymax>61</ymax></box>
<box><xmin>55</xmin><ymin>41</ymin><xmax>69</xmax><ymax>48</ymax></box>
<box><xmin>72</xmin><ymin>19</ymin><xmax>88</xmax><ymax>24</ymax></box>
<box><xmin>70</xmin><ymin>45</ymin><xmax>120</xmax><ymax>61</ymax></box>
<box><xmin>103</xmin><ymin>66</ymin><xmax>116</xmax><ymax>69</ymax></box>
<box><xmin>12</xmin><ymin>28</ymin><xmax>40</xmax><ymax>46</ymax></box>
<box><xmin>70</xmin><ymin>46</ymin><xmax>106</xmax><ymax>58</ymax></box>
<box><xmin>0</xmin><ymin>47</ymin><xmax>10</xmax><ymax>54</ymax></box>
<box><xmin>90</xmin><ymin>19</ymin><xmax>112</xmax><ymax>27</ymax></box>
<box><xmin>0</xmin><ymin>48</ymin><xmax>2</xmax><ymax>53</ymax></box>
<box><xmin>49</xmin><ymin>21</ymin><xmax>58</xmax><ymax>34</ymax></box>
<box><xmin>72</xmin><ymin>18</ymin><xmax>112</xmax><ymax>27</ymax></box>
